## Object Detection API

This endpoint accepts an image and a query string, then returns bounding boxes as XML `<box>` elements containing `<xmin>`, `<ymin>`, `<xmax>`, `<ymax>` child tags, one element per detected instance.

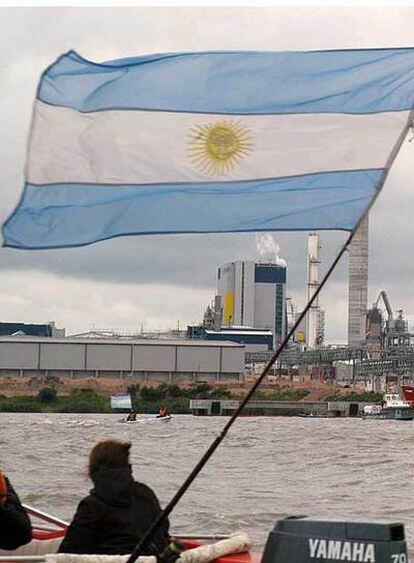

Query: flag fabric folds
<box><xmin>3</xmin><ymin>48</ymin><xmax>414</xmax><ymax>249</ymax></box>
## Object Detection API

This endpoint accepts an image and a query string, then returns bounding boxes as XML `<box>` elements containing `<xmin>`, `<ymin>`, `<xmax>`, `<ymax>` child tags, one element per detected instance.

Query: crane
<box><xmin>374</xmin><ymin>290</ymin><xmax>393</xmax><ymax>321</ymax></box>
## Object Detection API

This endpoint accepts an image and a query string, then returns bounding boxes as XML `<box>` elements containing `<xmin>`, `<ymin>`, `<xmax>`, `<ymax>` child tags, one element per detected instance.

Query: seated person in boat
<box><xmin>0</xmin><ymin>470</ymin><xmax>32</xmax><ymax>550</ymax></box>
<box><xmin>126</xmin><ymin>410</ymin><xmax>137</xmax><ymax>421</ymax></box>
<box><xmin>156</xmin><ymin>405</ymin><xmax>168</xmax><ymax>418</ymax></box>
<box><xmin>58</xmin><ymin>439</ymin><xmax>169</xmax><ymax>555</ymax></box>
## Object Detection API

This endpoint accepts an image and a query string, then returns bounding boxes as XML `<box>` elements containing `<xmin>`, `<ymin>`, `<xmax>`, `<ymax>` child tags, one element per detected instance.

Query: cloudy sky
<box><xmin>0</xmin><ymin>6</ymin><xmax>413</xmax><ymax>342</ymax></box>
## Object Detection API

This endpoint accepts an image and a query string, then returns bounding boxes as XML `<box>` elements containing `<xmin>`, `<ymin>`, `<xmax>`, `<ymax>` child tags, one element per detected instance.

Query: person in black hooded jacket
<box><xmin>58</xmin><ymin>439</ymin><xmax>169</xmax><ymax>555</ymax></box>
<box><xmin>0</xmin><ymin>473</ymin><xmax>32</xmax><ymax>550</ymax></box>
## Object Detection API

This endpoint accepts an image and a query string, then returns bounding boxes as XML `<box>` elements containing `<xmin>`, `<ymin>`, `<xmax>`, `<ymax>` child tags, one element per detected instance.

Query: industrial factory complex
<box><xmin>0</xmin><ymin>219</ymin><xmax>413</xmax><ymax>387</ymax></box>
<box><xmin>187</xmin><ymin>233</ymin><xmax>324</xmax><ymax>351</ymax></box>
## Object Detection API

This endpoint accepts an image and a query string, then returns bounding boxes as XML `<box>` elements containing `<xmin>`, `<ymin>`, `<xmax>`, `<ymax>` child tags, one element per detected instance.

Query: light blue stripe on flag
<box><xmin>4</xmin><ymin>170</ymin><xmax>383</xmax><ymax>249</ymax></box>
<box><xmin>39</xmin><ymin>48</ymin><xmax>414</xmax><ymax>114</ymax></box>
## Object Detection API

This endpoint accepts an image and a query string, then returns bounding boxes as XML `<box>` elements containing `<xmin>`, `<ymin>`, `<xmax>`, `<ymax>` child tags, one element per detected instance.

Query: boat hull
<box><xmin>363</xmin><ymin>407</ymin><xmax>414</xmax><ymax>420</ymax></box>
<box><xmin>120</xmin><ymin>415</ymin><xmax>173</xmax><ymax>424</ymax></box>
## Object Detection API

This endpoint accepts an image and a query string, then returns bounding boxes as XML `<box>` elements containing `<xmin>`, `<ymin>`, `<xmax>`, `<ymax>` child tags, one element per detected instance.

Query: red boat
<box><xmin>0</xmin><ymin>505</ymin><xmax>260</xmax><ymax>563</ymax></box>
<box><xmin>0</xmin><ymin>505</ymin><xmax>408</xmax><ymax>563</ymax></box>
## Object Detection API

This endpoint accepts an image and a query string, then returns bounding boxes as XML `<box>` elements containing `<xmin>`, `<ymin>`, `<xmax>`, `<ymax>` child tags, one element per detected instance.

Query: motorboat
<box><xmin>0</xmin><ymin>505</ymin><xmax>257</xmax><ymax>563</ymax></box>
<box><xmin>119</xmin><ymin>415</ymin><xmax>173</xmax><ymax>424</ymax></box>
<box><xmin>0</xmin><ymin>505</ymin><xmax>409</xmax><ymax>563</ymax></box>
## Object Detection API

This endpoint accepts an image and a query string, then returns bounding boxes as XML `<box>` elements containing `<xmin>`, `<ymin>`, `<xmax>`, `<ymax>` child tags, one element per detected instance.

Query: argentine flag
<box><xmin>3</xmin><ymin>48</ymin><xmax>414</xmax><ymax>249</ymax></box>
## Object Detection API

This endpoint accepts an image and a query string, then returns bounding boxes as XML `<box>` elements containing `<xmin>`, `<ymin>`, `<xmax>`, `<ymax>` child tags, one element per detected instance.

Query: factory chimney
<box><xmin>348</xmin><ymin>215</ymin><xmax>369</xmax><ymax>346</ymax></box>
<box><xmin>306</xmin><ymin>233</ymin><xmax>321</xmax><ymax>349</ymax></box>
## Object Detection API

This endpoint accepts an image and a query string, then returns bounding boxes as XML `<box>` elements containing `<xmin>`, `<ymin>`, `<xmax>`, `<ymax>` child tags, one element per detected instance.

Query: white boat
<box><xmin>119</xmin><ymin>415</ymin><xmax>173</xmax><ymax>424</ymax></box>
<box><xmin>363</xmin><ymin>392</ymin><xmax>414</xmax><ymax>420</ymax></box>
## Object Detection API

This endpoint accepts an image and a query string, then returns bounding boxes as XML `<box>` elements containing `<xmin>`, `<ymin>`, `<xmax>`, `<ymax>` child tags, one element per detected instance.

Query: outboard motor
<box><xmin>262</xmin><ymin>516</ymin><xmax>407</xmax><ymax>563</ymax></box>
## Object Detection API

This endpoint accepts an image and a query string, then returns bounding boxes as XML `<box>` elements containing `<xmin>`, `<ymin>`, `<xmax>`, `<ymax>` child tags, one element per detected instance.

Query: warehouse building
<box><xmin>0</xmin><ymin>337</ymin><xmax>244</xmax><ymax>382</ymax></box>
<box><xmin>0</xmin><ymin>321</ymin><xmax>65</xmax><ymax>338</ymax></box>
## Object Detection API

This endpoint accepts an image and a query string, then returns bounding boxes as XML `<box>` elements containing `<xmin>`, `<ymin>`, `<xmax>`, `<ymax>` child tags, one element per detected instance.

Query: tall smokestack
<box><xmin>348</xmin><ymin>215</ymin><xmax>369</xmax><ymax>346</ymax></box>
<box><xmin>306</xmin><ymin>232</ymin><xmax>321</xmax><ymax>349</ymax></box>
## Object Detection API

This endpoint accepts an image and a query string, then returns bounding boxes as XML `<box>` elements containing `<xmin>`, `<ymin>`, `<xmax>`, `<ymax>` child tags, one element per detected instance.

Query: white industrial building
<box><xmin>0</xmin><ymin>337</ymin><xmax>244</xmax><ymax>382</ymax></box>
<box><xmin>217</xmin><ymin>260</ymin><xmax>286</xmax><ymax>345</ymax></box>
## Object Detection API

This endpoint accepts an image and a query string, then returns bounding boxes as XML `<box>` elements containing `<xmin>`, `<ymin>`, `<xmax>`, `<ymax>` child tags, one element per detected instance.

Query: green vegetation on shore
<box><xmin>0</xmin><ymin>383</ymin><xmax>383</xmax><ymax>413</ymax></box>
<box><xmin>0</xmin><ymin>383</ymin><xmax>230</xmax><ymax>414</ymax></box>
<box><xmin>0</xmin><ymin>388</ymin><xmax>111</xmax><ymax>413</ymax></box>
<box><xmin>324</xmin><ymin>391</ymin><xmax>383</xmax><ymax>403</ymax></box>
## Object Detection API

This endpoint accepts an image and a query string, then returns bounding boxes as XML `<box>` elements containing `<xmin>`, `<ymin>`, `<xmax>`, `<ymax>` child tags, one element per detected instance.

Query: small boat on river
<box><xmin>119</xmin><ymin>415</ymin><xmax>173</xmax><ymax>424</ymax></box>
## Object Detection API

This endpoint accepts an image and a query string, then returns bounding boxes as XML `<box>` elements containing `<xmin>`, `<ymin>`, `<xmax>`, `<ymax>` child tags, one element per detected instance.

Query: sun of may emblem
<box><xmin>188</xmin><ymin>119</ymin><xmax>253</xmax><ymax>177</ymax></box>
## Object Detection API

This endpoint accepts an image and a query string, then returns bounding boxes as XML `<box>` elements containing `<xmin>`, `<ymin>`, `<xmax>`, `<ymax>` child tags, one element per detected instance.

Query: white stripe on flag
<box><xmin>28</xmin><ymin>101</ymin><xmax>409</xmax><ymax>185</ymax></box>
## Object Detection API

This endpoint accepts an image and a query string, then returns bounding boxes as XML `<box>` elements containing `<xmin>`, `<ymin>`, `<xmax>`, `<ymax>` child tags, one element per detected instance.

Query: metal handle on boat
<box><xmin>23</xmin><ymin>505</ymin><xmax>68</xmax><ymax>529</ymax></box>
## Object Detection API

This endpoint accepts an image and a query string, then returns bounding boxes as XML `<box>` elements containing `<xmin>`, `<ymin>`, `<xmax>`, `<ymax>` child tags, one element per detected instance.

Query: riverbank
<box><xmin>0</xmin><ymin>376</ymin><xmax>382</xmax><ymax>413</ymax></box>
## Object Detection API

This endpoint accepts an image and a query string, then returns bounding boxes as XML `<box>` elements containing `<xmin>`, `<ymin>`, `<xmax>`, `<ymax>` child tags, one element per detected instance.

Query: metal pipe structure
<box><xmin>306</xmin><ymin>233</ymin><xmax>321</xmax><ymax>349</ymax></box>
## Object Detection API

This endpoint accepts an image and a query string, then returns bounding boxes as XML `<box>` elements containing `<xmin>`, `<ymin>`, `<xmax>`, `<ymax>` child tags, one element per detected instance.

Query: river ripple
<box><xmin>1</xmin><ymin>413</ymin><xmax>414</xmax><ymax>555</ymax></box>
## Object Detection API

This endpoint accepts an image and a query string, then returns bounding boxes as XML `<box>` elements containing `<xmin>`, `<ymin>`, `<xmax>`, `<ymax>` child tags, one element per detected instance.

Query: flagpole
<box><xmin>126</xmin><ymin>232</ymin><xmax>352</xmax><ymax>563</ymax></box>
<box><xmin>125</xmin><ymin>107</ymin><xmax>414</xmax><ymax>563</ymax></box>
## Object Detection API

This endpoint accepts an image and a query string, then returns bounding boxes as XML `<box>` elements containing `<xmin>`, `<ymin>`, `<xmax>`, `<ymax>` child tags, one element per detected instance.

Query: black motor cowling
<box><xmin>261</xmin><ymin>516</ymin><xmax>407</xmax><ymax>563</ymax></box>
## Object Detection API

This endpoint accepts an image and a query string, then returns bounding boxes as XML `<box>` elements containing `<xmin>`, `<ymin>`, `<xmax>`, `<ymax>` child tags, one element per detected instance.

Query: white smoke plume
<box><xmin>255</xmin><ymin>233</ymin><xmax>287</xmax><ymax>267</ymax></box>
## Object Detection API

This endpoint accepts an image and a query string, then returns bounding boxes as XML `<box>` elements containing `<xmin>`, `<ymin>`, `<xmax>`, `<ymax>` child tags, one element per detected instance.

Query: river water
<box><xmin>1</xmin><ymin>413</ymin><xmax>413</xmax><ymax>554</ymax></box>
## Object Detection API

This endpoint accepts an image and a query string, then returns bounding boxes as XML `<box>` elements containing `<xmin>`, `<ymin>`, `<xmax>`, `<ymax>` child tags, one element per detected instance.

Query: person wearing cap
<box><xmin>58</xmin><ymin>439</ymin><xmax>169</xmax><ymax>555</ymax></box>
<box><xmin>0</xmin><ymin>470</ymin><xmax>32</xmax><ymax>550</ymax></box>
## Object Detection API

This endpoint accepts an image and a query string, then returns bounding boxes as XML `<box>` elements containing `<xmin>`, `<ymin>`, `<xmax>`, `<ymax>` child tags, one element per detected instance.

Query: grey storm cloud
<box><xmin>1</xmin><ymin>6</ymin><xmax>414</xmax><ymax>340</ymax></box>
